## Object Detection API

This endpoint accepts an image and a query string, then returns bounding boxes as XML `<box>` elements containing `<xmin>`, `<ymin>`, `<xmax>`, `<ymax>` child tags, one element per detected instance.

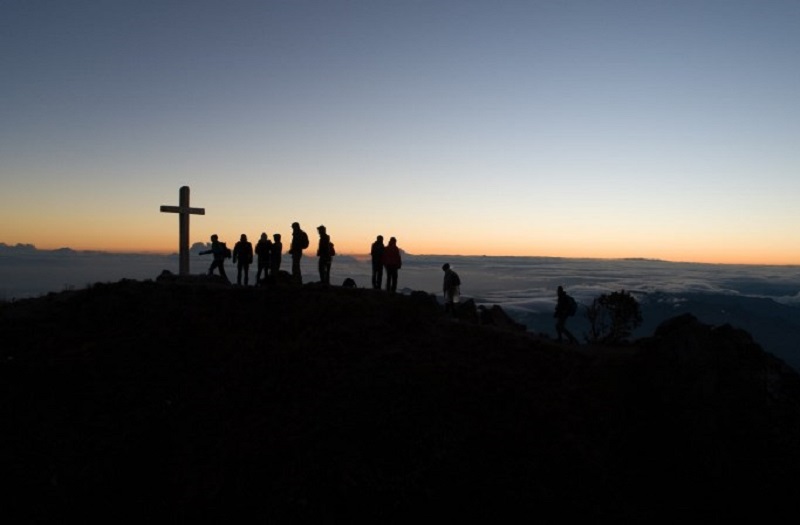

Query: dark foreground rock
<box><xmin>2</xmin><ymin>279</ymin><xmax>800</xmax><ymax>521</ymax></box>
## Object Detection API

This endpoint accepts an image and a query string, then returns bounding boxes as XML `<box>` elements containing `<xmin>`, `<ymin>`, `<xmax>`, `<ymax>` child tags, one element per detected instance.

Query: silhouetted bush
<box><xmin>586</xmin><ymin>289</ymin><xmax>642</xmax><ymax>344</ymax></box>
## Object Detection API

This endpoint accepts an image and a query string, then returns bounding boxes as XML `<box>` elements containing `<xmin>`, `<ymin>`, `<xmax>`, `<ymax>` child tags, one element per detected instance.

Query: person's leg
<box><xmin>211</xmin><ymin>259</ymin><xmax>223</xmax><ymax>276</ymax></box>
<box><xmin>256</xmin><ymin>262</ymin><xmax>264</xmax><ymax>283</ymax></box>
<box><xmin>564</xmin><ymin>324</ymin><xmax>578</xmax><ymax>344</ymax></box>
<box><xmin>292</xmin><ymin>253</ymin><xmax>302</xmax><ymax>283</ymax></box>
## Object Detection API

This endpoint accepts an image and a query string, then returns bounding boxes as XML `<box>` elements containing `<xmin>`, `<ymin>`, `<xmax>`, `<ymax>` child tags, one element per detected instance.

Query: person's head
<box><xmin>377</xmin><ymin>235</ymin><xmax>383</xmax><ymax>242</ymax></box>
<box><xmin>389</xmin><ymin>236</ymin><xmax>396</xmax><ymax>244</ymax></box>
<box><xmin>211</xmin><ymin>234</ymin><xmax>218</xmax><ymax>242</ymax></box>
<box><xmin>260</xmin><ymin>232</ymin><xmax>268</xmax><ymax>241</ymax></box>
<box><xmin>557</xmin><ymin>285</ymin><xmax>564</xmax><ymax>295</ymax></box>
<box><xmin>274</xmin><ymin>233</ymin><xmax>281</xmax><ymax>241</ymax></box>
<box><xmin>442</xmin><ymin>263</ymin><xmax>450</xmax><ymax>272</ymax></box>
<box><xmin>317</xmin><ymin>225</ymin><xmax>326</xmax><ymax>233</ymax></box>
<box><xmin>292</xmin><ymin>222</ymin><xmax>300</xmax><ymax>230</ymax></box>
<box><xmin>240</xmin><ymin>233</ymin><xmax>247</xmax><ymax>241</ymax></box>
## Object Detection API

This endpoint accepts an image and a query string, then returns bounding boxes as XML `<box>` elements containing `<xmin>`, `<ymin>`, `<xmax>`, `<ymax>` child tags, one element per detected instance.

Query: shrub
<box><xmin>586</xmin><ymin>289</ymin><xmax>643</xmax><ymax>344</ymax></box>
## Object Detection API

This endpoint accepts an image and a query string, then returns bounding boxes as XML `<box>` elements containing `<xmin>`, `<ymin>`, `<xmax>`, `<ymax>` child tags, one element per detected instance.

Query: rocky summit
<box><xmin>2</xmin><ymin>277</ymin><xmax>800</xmax><ymax>521</ymax></box>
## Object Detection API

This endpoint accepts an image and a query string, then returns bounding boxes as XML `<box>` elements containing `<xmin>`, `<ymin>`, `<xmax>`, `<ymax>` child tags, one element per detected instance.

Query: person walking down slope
<box><xmin>554</xmin><ymin>285</ymin><xmax>579</xmax><ymax>344</ymax></box>
<box><xmin>370</xmin><ymin>235</ymin><xmax>385</xmax><ymax>290</ymax></box>
<box><xmin>233</xmin><ymin>233</ymin><xmax>254</xmax><ymax>286</ymax></box>
<box><xmin>382</xmin><ymin>236</ymin><xmax>402</xmax><ymax>293</ymax></box>
<box><xmin>442</xmin><ymin>263</ymin><xmax>461</xmax><ymax>314</ymax></box>
<box><xmin>254</xmin><ymin>232</ymin><xmax>272</xmax><ymax>285</ymax></box>
<box><xmin>289</xmin><ymin>222</ymin><xmax>309</xmax><ymax>284</ymax></box>
<box><xmin>316</xmin><ymin>225</ymin><xmax>333</xmax><ymax>285</ymax></box>
<box><xmin>199</xmin><ymin>234</ymin><xmax>230</xmax><ymax>283</ymax></box>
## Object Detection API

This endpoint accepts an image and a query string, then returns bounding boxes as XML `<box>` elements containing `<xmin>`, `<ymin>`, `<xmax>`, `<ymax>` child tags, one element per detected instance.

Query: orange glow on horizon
<box><xmin>13</xmin><ymin>236</ymin><xmax>799</xmax><ymax>267</ymax></box>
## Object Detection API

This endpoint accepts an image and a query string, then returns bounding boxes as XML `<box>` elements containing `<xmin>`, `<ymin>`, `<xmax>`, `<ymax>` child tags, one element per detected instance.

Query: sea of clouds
<box><xmin>2</xmin><ymin>243</ymin><xmax>800</xmax><ymax>370</ymax></box>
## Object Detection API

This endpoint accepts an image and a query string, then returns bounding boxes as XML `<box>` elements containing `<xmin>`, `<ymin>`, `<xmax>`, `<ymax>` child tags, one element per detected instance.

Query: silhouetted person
<box><xmin>555</xmin><ymin>285</ymin><xmax>579</xmax><ymax>344</ymax></box>
<box><xmin>316</xmin><ymin>225</ymin><xmax>333</xmax><ymax>285</ymax></box>
<box><xmin>233</xmin><ymin>233</ymin><xmax>254</xmax><ymax>286</ymax></box>
<box><xmin>199</xmin><ymin>234</ymin><xmax>229</xmax><ymax>283</ymax></box>
<box><xmin>370</xmin><ymin>235</ymin><xmax>385</xmax><ymax>289</ymax></box>
<box><xmin>442</xmin><ymin>263</ymin><xmax>461</xmax><ymax>314</ymax></box>
<box><xmin>382</xmin><ymin>236</ymin><xmax>402</xmax><ymax>293</ymax></box>
<box><xmin>255</xmin><ymin>232</ymin><xmax>272</xmax><ymax>284</ymax></box>
<box><xmin>289</xmin><ymin>222</ymin><xmax>309</xmax><ymax>284</ymax></box>
<box><xmin>270</xmin><ymin>233</ymin><xmax>283</xmax><ymax>278</ymax></box>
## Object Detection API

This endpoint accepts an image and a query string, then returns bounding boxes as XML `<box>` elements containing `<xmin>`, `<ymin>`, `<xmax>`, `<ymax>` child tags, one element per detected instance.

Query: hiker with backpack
<box><xmin>316</xmin><ymin>225</ymin><xmax>334</xmax><ymax>285</ymax></box>
<box><xmin>289</xmin><ymin>222</ymin><xmax>309</xmax><ymax>284</ymax></box>
<box><xmin>442</xmin><ymin>263</ymin><xmax>461</xmax><ymax>314</ymax></box>
<box><xmin>232</xmin><ymin>233</ymin><xmax>254</xmax><ymax>286</ymax></box>
<box><xmin>554</xmin><ymin>285</ymin><xmax>579</xmax><ymax>344</ymax></box>
<box><xmin>199</xmin><ymin>234</ymin><xmax>230</xmax><ymax>283</ymax></box>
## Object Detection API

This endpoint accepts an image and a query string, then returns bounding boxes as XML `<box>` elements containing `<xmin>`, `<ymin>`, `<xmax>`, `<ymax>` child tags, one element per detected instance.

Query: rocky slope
<box><xmin>2</xmin><ymin>277</ymin><xmax>800</xmax><ymax>521</ymax></box>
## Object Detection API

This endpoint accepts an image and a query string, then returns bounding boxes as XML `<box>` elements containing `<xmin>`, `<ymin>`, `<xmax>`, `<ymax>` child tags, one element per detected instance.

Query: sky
<box><xmin>2</xmin><ymin>0</ymin><xmax>799</xmax><ymax>264</ymax></box>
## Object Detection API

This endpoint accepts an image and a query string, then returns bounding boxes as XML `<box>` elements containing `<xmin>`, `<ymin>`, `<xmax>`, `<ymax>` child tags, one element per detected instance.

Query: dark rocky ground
<box><xmin>2</xmin><ymin>276</ymin><xmax>800</xmax><ymax>522</ymax></box>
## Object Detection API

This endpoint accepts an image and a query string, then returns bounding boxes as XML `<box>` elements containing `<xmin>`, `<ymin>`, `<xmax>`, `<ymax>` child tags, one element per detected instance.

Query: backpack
<box><xmin>566</xmin><ymin>295</ymin><xmax>577</xmax><ymax>317</ymax></box>
<box><xmin>329</xmin><ymin>242</ymin><xmax>336</xmax><ymax>256</ymax></box>
<box><xmin>451</xmin><ymin>271</ymin><xmax>461</xmax><ymax>286</ymax></box>
<box><xmin>298</xmin><ymin>230</ymin><xmax>309</xmax><ymax>249</ymax></box>
<box><xmin>221</xmin><ymin>242</ymin><xmax>232</xmax><ymax>259</ymax></box>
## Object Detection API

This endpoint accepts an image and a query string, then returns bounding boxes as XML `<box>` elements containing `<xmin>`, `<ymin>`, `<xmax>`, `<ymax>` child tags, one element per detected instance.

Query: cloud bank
<box><xmin>2</xmin><ymin>245</ymin><xmax>799</xmax><ymax>370</ymax></box>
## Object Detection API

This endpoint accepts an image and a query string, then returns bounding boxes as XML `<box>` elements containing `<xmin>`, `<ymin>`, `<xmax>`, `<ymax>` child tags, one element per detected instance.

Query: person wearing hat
<box><xmin>316</xmin><ymin>225</ymin><xmax>333</xmax><ymax>285</ymax></box>
<box><xmin>289</xmin><ymin>222</ymin><xmax>309</xmax><ymax>284</ymax></box>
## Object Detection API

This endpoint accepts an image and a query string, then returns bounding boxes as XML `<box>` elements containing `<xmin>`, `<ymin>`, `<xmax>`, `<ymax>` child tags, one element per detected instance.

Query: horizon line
<box><xmin>2</xmin><ymin>243</ymin><xmax>798</xmax><ymax>268</ymax></box>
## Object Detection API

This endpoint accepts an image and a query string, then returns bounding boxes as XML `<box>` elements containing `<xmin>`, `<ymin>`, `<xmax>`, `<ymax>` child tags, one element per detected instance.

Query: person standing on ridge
<box><xmin>554</xmin><ymin>285</ymin><xmax>579</xmax><ymax>344</ymax></box>
<box><xmin>270</xmin><ymin>233</ymin><xmax>283</xmax><ymax>279</ymax></box>
<box><xmin>199</xmin><ymin>234</ymin><xmax>230</xmax><ymax>283</ymax></box>
<box><xmin>370</xmin><ymin>235</ymin><xmax>385</xmax><ymax>290</ymax></box>
<box><xmin>316</xmin><ymin>225</ymin><xmax>333</xmax><ymax>285</ymax></box>
<box><xmin>442</xmin><ymin>263</ymin><xmax>461</xmax><ymax>314</ymax></box>
<box><xmin>254</xmin><ymin>232</ymin><xmax>272</xmax><ymax>285</ymax></box>
<box><xmin>232</xmin><ymin>233</ymin><xmax>254</xmax><ymax>286</ymax></box>
<box><xmin>289</xmin><ymin>222</ymin><xmax>309</xmax><ymax>284</ymax></box>
<box><xmin>382</xmin><ymin>236</ymin><xmax>402</xmax><ymax>293</ymax></box>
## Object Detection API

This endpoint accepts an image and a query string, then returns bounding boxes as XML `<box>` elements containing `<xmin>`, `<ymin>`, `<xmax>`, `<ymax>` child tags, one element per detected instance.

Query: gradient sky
<box><xmin>2</xmin><ymin>0</ymin><xmax>799</xmax><ymax>264</ymax></box>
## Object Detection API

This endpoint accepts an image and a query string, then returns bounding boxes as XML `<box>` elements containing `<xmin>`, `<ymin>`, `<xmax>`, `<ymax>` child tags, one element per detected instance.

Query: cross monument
<box><xmin>160</xmin><ymin>186</ymin><xmax>205</xmax><ymax>275</ymax></box>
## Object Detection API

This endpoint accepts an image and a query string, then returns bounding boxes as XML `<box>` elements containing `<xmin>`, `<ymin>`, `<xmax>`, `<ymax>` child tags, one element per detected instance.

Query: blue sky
<box><xmin>2</xmin><ymin>0</ymin><xmax>799</xmax><ymax>263</ymax></box>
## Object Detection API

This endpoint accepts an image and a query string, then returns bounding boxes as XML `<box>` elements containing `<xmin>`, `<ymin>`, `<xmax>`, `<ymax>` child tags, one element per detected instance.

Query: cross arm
<box><xmin>160</xmin><ymin>206</ymin><xmax>206</xmax><ymax>215</ymax></box>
